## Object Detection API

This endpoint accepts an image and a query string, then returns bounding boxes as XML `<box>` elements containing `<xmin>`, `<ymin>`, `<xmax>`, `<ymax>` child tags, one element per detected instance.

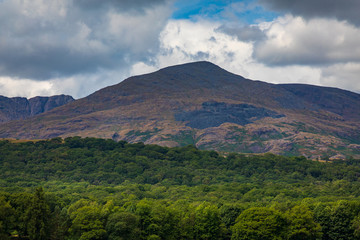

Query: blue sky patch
<box><xmin>172</xmin><ymin>0</ymin><xmax>279</xmax><ymax>24</ymax></box>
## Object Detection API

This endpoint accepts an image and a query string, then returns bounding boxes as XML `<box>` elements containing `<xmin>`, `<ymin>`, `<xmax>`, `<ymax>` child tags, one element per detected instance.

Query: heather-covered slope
<box><xmin>0</xmin><ymin>61</ymin><xmax>359</xmax><ymax>158</ymax></box>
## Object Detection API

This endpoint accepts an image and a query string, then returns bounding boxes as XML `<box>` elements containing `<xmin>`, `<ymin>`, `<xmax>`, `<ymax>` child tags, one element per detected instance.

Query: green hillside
<box><xmin>1</xmin><ymin>137</ymin><xmax>360</xmax><ymax>239</ymax></box>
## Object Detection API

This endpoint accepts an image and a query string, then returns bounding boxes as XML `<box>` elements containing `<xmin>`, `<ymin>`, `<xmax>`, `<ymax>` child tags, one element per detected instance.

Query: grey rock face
<box><xmin>29</xmin><ymin>95</ymin><xmax>75</xmax><ymax>116</ymax></box>
<box><xmin>175</xmin><ymin>101</ymin><xmax>285</xmax><ymax>129</ymax></box>
<box><xmin>0</xmin><ymin>94</ymin><xmax>74</xmax><ymax>123</ymax></box>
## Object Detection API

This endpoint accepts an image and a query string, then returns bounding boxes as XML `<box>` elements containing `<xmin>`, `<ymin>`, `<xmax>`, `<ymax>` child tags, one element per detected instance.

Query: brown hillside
<box><xmin>0</xmin><ymin>61</ymin><xmax>359</xmax><ymax>158</ymax></box>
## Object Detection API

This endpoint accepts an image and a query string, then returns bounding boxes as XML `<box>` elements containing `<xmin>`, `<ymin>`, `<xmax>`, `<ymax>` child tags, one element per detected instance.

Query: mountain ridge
<box><xmin>0</xmin><ymin>61</ymin><xmax>359</xmax><ymax>158</ymax></box>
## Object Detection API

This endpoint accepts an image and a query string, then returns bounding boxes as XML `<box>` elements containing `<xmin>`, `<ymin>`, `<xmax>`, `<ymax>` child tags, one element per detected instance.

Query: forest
<box><xmin>1</xmin><ymin>137</ymin><xmax>360</xmax><ymax>239</ymax></box>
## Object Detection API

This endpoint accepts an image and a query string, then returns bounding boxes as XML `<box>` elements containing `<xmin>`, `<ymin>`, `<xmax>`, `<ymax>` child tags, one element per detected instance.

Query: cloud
<box><xmin>260</xmin><ymin>0</ymin><xmax>360</xmax><ymax>26</ymax></box>
<box><xmin>74</xmin><ymin>0</ymin><xmax>169</xmax><ymax>12</ymax></box>
<box><xmin>0</xmin><ymin>0</ymin><xmax>172</xmax><ymax>80</ymax></box>
<box><xmin>216</xmin><ymin>24</ymin><xmax>266</xmax><ymax>42</ymax></box>
<box><xmin>0</xmin><ymin>77</ymin><xmax>55</xmax><ymax>98</ymax></box>
<box><xmin>49</xmin><ymin>69</ymin><xmax>130</xmax><ymax>99</ymax></box>
<box><xmin>131</xmin><ymin>19</ymin><xmax>322</xmax><ymax>86</ymax></box>
<box><xmin>1</xmin><ymin>0</ymin><xmax>359</xmax><ymax>99</ymax></box>
<box><xmin>320</xmin><ymin>63</ymin><xmax>360</xmax><ymax>93</ymax></box>
<box><xmin>0</xmin><ymin>68</ymin><xmax>130</xmax><ymax>99</ymax></box>
<box><xmin>142</xmin><ymin>19</ymin><xmax>254</xmax><ymax>74</ymax></box>
<box><xmin>132</xmin><ymin>19</ymin><xmax>360</xmax><ymax>95</ymax></box>
<box><xmin>253</xmin><ymin>15</ymin><xmax>360</xmax><ymax>66</ymax></box>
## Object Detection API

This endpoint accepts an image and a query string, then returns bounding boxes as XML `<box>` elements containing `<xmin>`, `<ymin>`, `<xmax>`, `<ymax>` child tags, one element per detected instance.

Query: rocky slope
<box><xmin>0</xmin><ymin>61</ymin><xmax>359</xmax><ymax>158</ymax></box>
<box><xmin>0</xmin><ymin>95</ymin><xmax>74</xmax><ymax>123</ymax></box>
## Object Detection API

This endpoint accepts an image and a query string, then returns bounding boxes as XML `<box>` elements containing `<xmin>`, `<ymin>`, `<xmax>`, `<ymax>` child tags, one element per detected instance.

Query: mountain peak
<box><xmin>156</xmin><ymin>61</ymin><xmax>236</xmax><ymax>78</ymax></box>
<box><xmin>91</xmin><ymin>61</ymin><xmax>247</xmax><ymax>99</ymax></box>
<box><xmin>159</xmin><ymin>61</ymin><xmax>222</xmax><ymax>71</ymax></box>
<box><xmin>111</xmin><ymin>61</ymin><xmax>246</xmax><ymax>95</ymax></box>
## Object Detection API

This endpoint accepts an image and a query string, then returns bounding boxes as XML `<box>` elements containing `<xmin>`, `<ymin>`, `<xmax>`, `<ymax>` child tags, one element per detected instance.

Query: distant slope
<box><xmin>279</xmin><ymin>84</ymin><xmax>360</xmax><ymax>120</ymax></box>
<box><xmin>0</xmin><ymin>61</ymin><xmax>359</xmax><ymax>158</ymax></box>
<box><xmin>0</xmin><ymin>94</ymin><xmax>74</xmax><ymax>123</ymax></box>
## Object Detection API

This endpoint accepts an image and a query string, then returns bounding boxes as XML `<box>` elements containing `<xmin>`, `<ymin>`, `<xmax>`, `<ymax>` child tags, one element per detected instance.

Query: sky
<box><xmin>0</xmin><ymin>0</ymin><xmax>360</xmax><ymax>99</ymax></box>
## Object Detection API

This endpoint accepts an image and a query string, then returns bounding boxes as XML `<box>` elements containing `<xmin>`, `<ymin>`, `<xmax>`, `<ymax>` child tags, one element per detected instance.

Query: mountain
<box><xmin>0</xmin><ymin>94</ymin><xmax>74</xmax><ymax>123</ymax></box>
<box><xmin>0</xmin><ymin>61</ymin><xmax>359</xmax><ymax>158</ymax></box>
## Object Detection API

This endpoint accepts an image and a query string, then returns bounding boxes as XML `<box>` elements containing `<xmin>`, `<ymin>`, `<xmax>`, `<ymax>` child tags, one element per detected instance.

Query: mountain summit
<box><xmin>0</xmin><ymin>61</ymin><xmax>359</xmax><ymax>158</ymax></box>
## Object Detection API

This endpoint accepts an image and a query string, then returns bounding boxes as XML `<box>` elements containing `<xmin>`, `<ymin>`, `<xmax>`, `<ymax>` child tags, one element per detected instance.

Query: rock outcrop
<box><xmin>0</xmin><ymin>94</ymin><xmax>74</xmax><ymax>123</ymax></box>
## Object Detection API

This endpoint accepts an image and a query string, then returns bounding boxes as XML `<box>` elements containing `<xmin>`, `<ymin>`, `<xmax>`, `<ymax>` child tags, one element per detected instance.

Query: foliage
<box><xmin>1</xmin><ymin>137</ymin><xmax>360</xmax><ymax>239</ymax></box>
<box><xmin>231</xmin><ymin>207</ymin><xmax>286</xmax><ymax>240</ymax></box>
<box><xmin>284</xmin><ymin>205</ymin><xmax>322</xmax><ymax>240</ymax></box>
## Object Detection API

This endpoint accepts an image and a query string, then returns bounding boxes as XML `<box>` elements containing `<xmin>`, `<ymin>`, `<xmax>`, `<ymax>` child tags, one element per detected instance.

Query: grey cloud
<box><xmin>260</xmin><ymin>0</ymin><xmax>360</xmax><ymax>26</ymax></box>
<box><xmin>74</xmin><ymin>0</ymin><xmax>169</xmax><ymax>12</ymax></box>
<box><xmin>0</xmin><ymin>44</ymin><xmax>115</xmax><ymax>80</ymax></box>
<box><xmin>0</xmin><ymin>0</ymin><xmax>171</xmax><ymax>80</ymax></box>
<box><xmin>194</xmin><ymin>51</ymin><xmax>210</xmax><ymax>60</ymax></box>
<box><xmin>216</xmin><ymin>25</ymin><xmax>266</xmax><ymax>42</ymax></box>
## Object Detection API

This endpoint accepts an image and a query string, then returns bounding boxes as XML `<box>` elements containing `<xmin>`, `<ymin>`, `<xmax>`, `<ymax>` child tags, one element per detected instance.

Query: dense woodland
<box><xmin>1</xmin><ymin>137</ymin><xmax>360</xmax><ymax>239</ymax></box>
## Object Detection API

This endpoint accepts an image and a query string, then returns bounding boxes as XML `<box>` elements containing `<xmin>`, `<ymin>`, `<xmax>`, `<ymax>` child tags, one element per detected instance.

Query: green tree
<box><xmin>0</xmin><ymin>196</ymin><xmax>14</xmax><ymax>240</ymax></box>
<box><xmin>352</xmin><ymin>214</ymin><xmax>360</xmax><ymax>238</ymax></box>
<box><xmin>26</xmin><ymin>187</ymin><xmax>51</xmax><ymax>240</ymax></box>
<box><xmin>48</xmin><ymin>206</ymin><xmax>70</xmax><ymax>240</ymax></box>
<box><xmin>285</xmin><ymin>205</ymin><xmax>322</xmax><ymax>240</ymax></box>
<box><xmin>231</xmin><ymin>207</ymin><xmax>286</xmax><ymax>240</ymax></box>
<box><xmin>313</xmin><ymin>203</ymin><xmax>332</xmax><ymax>240</ymax></box>
<box><xmin>68</xmin><ymin>201</ymin><xmax>107</xmax><ymax>240</ymax></box>
<box><xmin>329</xmin><ymin>201</ymin><xmax>359</xmax><ymax>240</ymax></box>
<box><xmin>194</xmin><ymin>202</ymin><xmax>224</xmax><ymax>240</ymax></box>
<box><xmin>135</xmin><ymin>199</ymin><xmax>154</xmax><ymax>239</ymax></box>
<box><xmin>220</xmin><ymin>204</ymin><xmax>244</xmax><ymax>239</ymax></box>
<box><xmin>151</xmin><ymin>204</ymin><xmax>181</xmax><ymax>240</ymax></box>
<box><xmin>106</xmin><ymin>211</ymin><xmax>140</xmax><ymax>240</ymax></box>
<box><xmin>8</xmin><ymin>192</ymin><xmax>33</xmax><ymax>238</ymax></box>
<box><xmin>314</xmin><ymin>201</ymin><xmax>360</xmax><ymax>240</ymax></box>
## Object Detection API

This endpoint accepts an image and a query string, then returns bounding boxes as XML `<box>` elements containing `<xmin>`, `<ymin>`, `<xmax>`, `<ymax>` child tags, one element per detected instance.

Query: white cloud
<box><xmin>0</xmin><ymin>68</ymin><xmax>130</xmax><ymax>99</ymax></box>
<box><xmin>130</xmin><ymin>62</ymin><xmax>158</xmax><ymax>76</ymax></box>
<box><xmin>131</xmin><ymin>19</ymin><xmax>323</xmax><ymax>88</ymax></box>
<box><xmin>320</xmin><ymin>63</ymin><xmax>360</xmax><ymax>93</ymax></box>
<box><xmin>254</xmin><ymin>15</ymin><xmax>360</xmax><ymax>65</ymax></box>
<box><xmin>49</xmin><ymin>69</ymin><xmax>130</xmax><ymax>99</ymax></box>
<box><xmin>132</xmin><ymin>19</ymin><xmax>254</xmax><ymax>76</ymax></box>
<box><xmin>107</xmin><ymin>5</ymin><xmax>171</xmax><ymax>54</ymax></box>
<box><xmin>131</xmin><ymin>18</ymin><xmax>359</xmax><ymax>94</ymax></box>
<box><xmin>0</xmin><ymin>77</ymin><xmax>55</xmax><ymax>97</ymax></box>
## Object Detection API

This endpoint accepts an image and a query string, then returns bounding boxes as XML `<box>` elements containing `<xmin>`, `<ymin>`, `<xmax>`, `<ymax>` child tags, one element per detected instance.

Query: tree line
<box><xmin>1</xmin><ymin>137</ymin><xmax>360</xmax><ymax>239</ymax></box>
<box><xmin>2</xmin><ymin>187</ymin><xmax>360</xmax><ymax>240</ymax></box>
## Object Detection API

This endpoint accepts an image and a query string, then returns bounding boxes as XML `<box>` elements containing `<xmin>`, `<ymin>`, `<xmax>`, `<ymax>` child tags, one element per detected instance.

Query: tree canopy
<box><xmin>1</xmin><ymin>137</ymin><xmax>360</xmax><ymax>239</ymax></box>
